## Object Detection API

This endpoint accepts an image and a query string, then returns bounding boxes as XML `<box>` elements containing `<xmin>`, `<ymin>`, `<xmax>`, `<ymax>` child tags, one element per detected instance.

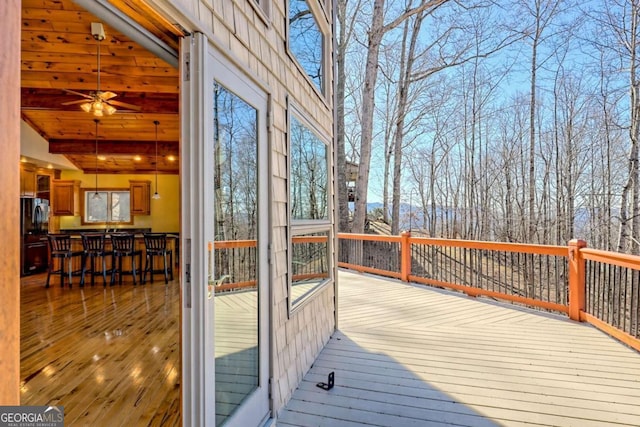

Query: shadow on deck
<box><xmin>279</xmin><ymin>269</ymin><xmax>640</xmax><ymax>426</ymax></box>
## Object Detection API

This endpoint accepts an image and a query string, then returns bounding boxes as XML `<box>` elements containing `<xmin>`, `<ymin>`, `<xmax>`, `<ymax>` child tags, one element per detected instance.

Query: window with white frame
<box><xmin>288</xmin><ymin>0</ymin><xmax>326</xmax><ymax>94</ymax></box>
<box><xmin>250</xmin><ymin>0</ymin><xmax>271</xmax><ymax>20</ymax></box>
<box><xmin>289</xmin><ymin>105</ymin><xmax>332</xmax><ymax>311</ymax></box>
<box><xmin>83</xmin><ymin>190</ymin><xmax>131</xmax><ymax>223</ymax></box>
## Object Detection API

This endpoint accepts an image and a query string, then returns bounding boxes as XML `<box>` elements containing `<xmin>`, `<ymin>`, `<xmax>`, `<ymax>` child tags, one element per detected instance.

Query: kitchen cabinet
<box><xmin>19</xmin><ymin>163</ymin><xmax>57</xmax><ymax>199</ymax></box>
<box><xmin>52</xmin><ymin>180</ymin><xmax>80</xmax><ymax>216</ymax></box>
<box><xmin>36</xmin><ymin>174</ymin><xmax>51</xmax><ymax>200</ymax></box>
<box><xmin>130</xmin><ymin>180</ymin><xmax>150</xmax><ymax>215</ymax></box>
<box><xmin>20</xmin><ymin>164</ymin><xmax>36</xmax><ymax>197</ymax></box>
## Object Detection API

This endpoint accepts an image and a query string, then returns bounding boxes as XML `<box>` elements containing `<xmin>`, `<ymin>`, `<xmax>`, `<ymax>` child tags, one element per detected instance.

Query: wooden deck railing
<box><xmin>338</xmin><ymin>232</ymin><xmax>640</xmax><ymax>353</ymax></box>
<box><xmin>212</xmin><ymin>236</ymin><xmax>329</xmax><ymax>292</ymax></box>
<box><xmin>211</xmin><ymin>232</ymin><xmax>639</xmax><ymax>352</ymax></box>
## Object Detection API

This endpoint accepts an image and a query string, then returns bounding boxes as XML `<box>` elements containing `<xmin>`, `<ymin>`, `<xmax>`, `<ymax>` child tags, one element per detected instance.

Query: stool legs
<box><xmin>67</xmin><ymin>257</ymin><xmax>73</xmax><ymax>287</ymax></box>
<box><xmin>46</xmin><ymin>255</ymin><xmax>74</xmax><ymax>288</ymax></box>
<box><xmin>80</xmin><ymin>254</ymin><xmax>88</xmax><ymax>287</ymax></box>
<box><xmin>101</xmin><ymin>256</ymin><xmax>108</xmax><ymax>286</ymax></box>
<box><xmin>45</xmin><ymin>259</ymin><xmax>54</xmax><ymax>288</ymax></box>
<box><xmin>143</xmin><ymin>255</ymin><xmax>151</xmax><ymax>284</ymax></box>
<box><xmin>60</xmin><ymin>257</ymin><xmax>66</xmax><ymax>287</ymax></box>
<box><xmin>131</xmin><ymin>254</ymin><xmax>138</xmax><ymax>285</ymax></box>
<box><xmin>143</xmin><ymin>252</ymin><xmax>172</xmax><ymax>284</ymax></box>
<box><xmin>81</xmin><ymin>254</ymin><xmax>110</xmax><ymax>287</ymax></box>
<box><xmin>111</xmin><ymin>253</ymin><xmax>141</xmax><ymax>285</ymax></box>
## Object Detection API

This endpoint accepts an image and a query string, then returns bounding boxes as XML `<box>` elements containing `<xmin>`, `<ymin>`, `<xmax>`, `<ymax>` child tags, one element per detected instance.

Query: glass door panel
<box><xmin>212</xmin><ymin>82</ymin><xmax>259</xmax><ymax>425</ymax></box>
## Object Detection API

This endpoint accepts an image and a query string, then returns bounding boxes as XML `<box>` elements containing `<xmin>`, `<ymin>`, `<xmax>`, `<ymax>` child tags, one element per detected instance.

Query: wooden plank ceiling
<box><xmin>21</xmin><ymin>0</ymin><xmax>180</xmax><ymax>174</ymax></box>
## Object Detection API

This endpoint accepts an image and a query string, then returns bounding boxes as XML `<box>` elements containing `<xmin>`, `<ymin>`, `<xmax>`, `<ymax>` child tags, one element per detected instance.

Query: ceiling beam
<box><xmin>49</xmin><ymin>139</ymin><xmax>178</xmax><ymax>155</ymax></box>
<box><xmin>21</xmin><ymin>89</ymin><xmax>179</xmax><ymax>113</ymax></box>
<box><xmin>72</xmin><ymin>0</ymin><xmax>179</xmax><ymax>67</ymax></box>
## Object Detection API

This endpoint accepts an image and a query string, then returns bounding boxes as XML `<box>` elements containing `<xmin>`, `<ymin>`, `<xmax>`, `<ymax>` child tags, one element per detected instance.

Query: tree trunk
<box><xmin>391</xmin><ymin>16</ymin><xmax>420</xmax><ymax>235</ymax></box>
<box><xmin>336</xmin><ymin>0</ymin><xmax>349</xmax><ymax>232</ymax></box>
<box><xmin>352</xmin><ymin>0</ymin><xmax>386</xmax><ymax>233</ymax></box>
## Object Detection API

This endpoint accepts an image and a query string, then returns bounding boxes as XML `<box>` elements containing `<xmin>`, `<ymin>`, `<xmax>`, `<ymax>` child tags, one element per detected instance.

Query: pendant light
<box><xmin>152</xmin><ymin>120</ymin><xmax>161</xmax><ymax>199</ymax></box>
<box><xmin>92</xmin><ymin>119</ymin><xmax>102</xmax><ymax>200</ymax></box>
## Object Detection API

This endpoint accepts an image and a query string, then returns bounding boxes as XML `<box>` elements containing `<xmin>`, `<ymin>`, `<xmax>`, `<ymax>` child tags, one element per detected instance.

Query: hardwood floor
<box><xmin>20</xmin><ymin>272</ymin><xmax>181</xmax><ymax>426</ymax></box>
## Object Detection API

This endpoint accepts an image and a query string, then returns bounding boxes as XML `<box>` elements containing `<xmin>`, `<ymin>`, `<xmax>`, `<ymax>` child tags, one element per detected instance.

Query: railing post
<box><xmin>401</xmin><ymin>231</ymin><xmax>411</xmax><ymax>282</ymax></box>
<box><xmin>568</xmin><ymin>239</ymin><xmax>587</xmax><ymax>321</ymax></box>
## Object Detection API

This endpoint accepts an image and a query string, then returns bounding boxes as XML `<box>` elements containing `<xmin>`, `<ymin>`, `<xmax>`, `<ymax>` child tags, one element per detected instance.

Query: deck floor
<box><xmin>279</xmin><ymin>270</ymin><xmax>640</xmax><ymax>427</ymax></box>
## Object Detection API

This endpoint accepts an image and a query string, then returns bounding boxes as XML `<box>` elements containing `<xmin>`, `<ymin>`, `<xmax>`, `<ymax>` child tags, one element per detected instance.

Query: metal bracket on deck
<box><xmin>316</xmin><ymin>372</ymin><xmax>335</xmax><ymax>390</ymax></box>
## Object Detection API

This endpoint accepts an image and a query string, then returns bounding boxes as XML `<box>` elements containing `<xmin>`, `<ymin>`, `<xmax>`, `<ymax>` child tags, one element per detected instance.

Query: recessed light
<box><xmin>167</xmin><ymin>155</ymin><xmax>176</xmax><ymax>162</ymax></box>
<box><xmin>47</xmin><ymin>164</ymin><xmax>54</xmax><ymax>169</ymax></box>
<box><xmin>97</xmin><ymin>155</ymin><xmax>107</xmax><ymax>161</ymax></box>
<box><xmin>133</xmin><ymin>155</ymin><xmax>142</xmax><ymax>161</ymax></box>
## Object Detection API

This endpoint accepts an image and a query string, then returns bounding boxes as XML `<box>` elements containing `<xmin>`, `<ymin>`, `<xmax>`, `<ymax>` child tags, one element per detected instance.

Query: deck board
<box><xmin>280</xmin><ymin>270</ymin><xmax>640</xmax><ymax>426</ymax></box>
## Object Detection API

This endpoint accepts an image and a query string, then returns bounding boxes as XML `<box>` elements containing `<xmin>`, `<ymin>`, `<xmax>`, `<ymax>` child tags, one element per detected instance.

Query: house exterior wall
<box><xmin>154</xmin><ymin>0</ymin><xmax>336</xmax><ymax>415</ymax></box>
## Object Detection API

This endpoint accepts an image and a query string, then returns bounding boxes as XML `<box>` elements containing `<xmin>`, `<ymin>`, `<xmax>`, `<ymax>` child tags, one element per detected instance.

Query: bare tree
<box><xmin>351</xmin><ymin>0</ymin><xmax>449</xmax><ymax>233</ymax></box>
<box><xmin>387</xmin><ymin>1</ymin><xmax>523</xmax><ymax>236</ymax></box>
<box><xmin>512</xmin><ymin>0</ymin><xmax>568</xmax><ymax>243</ymax></box>
<box><xmin>583</xmin><ymin>0</ymin><xmax>640</xmax><ymax>253</ymax></box>
<box><xmin>336</xmin><ymin>0</ymin><xmax>363</xmax><ymax>232</ymax></box>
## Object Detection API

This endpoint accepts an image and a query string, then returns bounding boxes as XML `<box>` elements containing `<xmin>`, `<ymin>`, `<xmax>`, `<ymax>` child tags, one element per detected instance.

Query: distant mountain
<box><xmin>360</xmin><ymin>202</ymin><xmax>430</xmax><ymax>231</ymax></box>
<box><xmin>360</xmin><ymin>202</ymin><xmax>595</xmax><ymax>237</ymax></box>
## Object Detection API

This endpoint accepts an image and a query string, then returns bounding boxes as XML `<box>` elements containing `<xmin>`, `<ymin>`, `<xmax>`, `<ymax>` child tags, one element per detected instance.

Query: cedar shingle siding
<box><xmin>176</xmin><ymin>0</ymin><xmax>335</xmax><ymax>414</ymax></box>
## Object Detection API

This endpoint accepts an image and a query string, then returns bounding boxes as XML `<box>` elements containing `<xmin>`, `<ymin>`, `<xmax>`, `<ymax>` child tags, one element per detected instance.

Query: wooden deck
<box><xmin>279</xmin><ymin>270</ymin><xmax>640</xmax><ymax>427</ymax></box>
<box><xmin>215</xmin><ymin>289</ymin><xmax>259</xmax><ymax>425</ymax></box>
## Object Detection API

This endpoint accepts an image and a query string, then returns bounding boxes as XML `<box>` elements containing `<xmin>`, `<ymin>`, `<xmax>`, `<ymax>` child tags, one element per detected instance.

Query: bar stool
<box><xmin>80</xmin><ymin>233</ymin><xmax>112</xmax><ymax>287</ymax></box>
<box><xmin>46</xmin><ymin>234</ymin><xmax>83</xmax><ymax>288</ymax></box>
<box><xmin>142</xmin><ymin>233</ymin><xmax>174</xmax><ymax>284</ymax></box>
<box><xmin>110</xmin><ymin>233</ymin><xmax>142</xmax><ymax>285</ymax></box>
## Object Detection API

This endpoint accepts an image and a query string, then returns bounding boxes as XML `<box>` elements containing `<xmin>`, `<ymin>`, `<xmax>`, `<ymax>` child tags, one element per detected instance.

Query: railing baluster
<box><xmin>633</xmin><ymin>270</ymin><xmax>639</xmax><ymax>337</ymax></box>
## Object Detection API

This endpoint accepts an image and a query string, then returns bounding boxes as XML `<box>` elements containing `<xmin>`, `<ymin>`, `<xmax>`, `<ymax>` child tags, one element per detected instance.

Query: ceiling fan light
<box><xmin>93</xmin><ymin>109</ymin><xmax>103</xmax><ymax>117</ymax></box>
<box><xmin>104</xmin><ymin>104</ymin><xmax>117</xmax><ymax>115</ymax></box>
<box><xmin>93</xmin><ymin>100</ymin><xmax>104</xmax><ymax>111</ymax></box>
<box><xmin>80</xmin><ymin>102</ymin><xmax>92</xmax><ymax>113</ymax></box>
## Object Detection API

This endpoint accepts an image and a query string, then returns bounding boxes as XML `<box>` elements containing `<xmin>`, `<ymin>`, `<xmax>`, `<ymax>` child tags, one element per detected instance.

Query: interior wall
<box><xmin>0</xmin><ymin>0</ymin><xmax>21</xmax><ymax>405</ymax></box>
<box><xmin>20</xmin><ymin>121</ymin><xmax>78</xmax><ymax>170</ymax></box>
<box><xmin>58</xmin><ymin>170</ymin><xmax>180</xmax><ymax>232</ymax></box>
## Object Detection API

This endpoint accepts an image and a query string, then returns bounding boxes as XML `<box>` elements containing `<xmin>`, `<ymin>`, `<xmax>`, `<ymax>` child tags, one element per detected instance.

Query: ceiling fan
<box><xmin>61</xmin><ymin>23</ymin><xmax>140</xmax><ymax>116</ymax></box>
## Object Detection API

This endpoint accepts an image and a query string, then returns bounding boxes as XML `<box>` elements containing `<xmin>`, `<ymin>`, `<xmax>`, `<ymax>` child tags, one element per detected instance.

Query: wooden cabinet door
<box><xmin>20</xmin><ymin>165</ymin><xmax>36</xmax><ymax>197</ymax></box>
<box><xmin>36</xmin><ymin>174</ymin><xmax>51</xmax><ymax>200</ymax></box>
<box><xmin>52</xmin><ymin>180</ymin><xmax>79</xmax><ymax>216</ymax></box>
<box><xmin>130</xmin><ymin>181</ymin><xmax>150</xmax><ymax>215</ymax></box>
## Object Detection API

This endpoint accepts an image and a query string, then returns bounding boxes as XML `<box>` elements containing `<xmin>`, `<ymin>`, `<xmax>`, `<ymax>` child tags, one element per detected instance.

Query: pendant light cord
<box><xmin>94</xmin><ymin>119</ymin><xmax>100</xmax><ymax>198</ymax></box>
<box><xmin>97</xmin><ymin>39</ymin><xmax>101</xmax><ymax>93</ymax></box>
<box><xmin>153</xmin><ymin>121</ymin><xmax>161</xmax><ymax>199</ymax></box>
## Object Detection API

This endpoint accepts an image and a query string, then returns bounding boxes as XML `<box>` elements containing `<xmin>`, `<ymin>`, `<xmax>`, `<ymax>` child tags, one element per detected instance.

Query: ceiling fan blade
<box><xmin>61</xmin><ymin>99</ymin><xmax>91</xmax><ymax>106</ymax></box>
<box><xmin>62</xmin><ymin>89</ymin><xmax>93</xmax><ymax>99</ymax></box>
<box><xmin>98</xmin><ymin>91</ymin><xmax>118</xmax><ymax>101</ymax></box>
<box><xmin>107</xmin><ymin>100</ymin><xmax>141</xmax><ymax>111</ymax></box>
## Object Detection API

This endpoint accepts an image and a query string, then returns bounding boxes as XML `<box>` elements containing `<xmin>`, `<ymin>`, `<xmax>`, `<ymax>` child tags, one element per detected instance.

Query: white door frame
<box><xmin>181</xmin><ymin>32</ymin><xmax>211</xmax><ymax>426</ymax></box>
<box><xmin>181</xmin><ymin>32</ymin><xmax>272</xmax><ymax>426</ymax></box>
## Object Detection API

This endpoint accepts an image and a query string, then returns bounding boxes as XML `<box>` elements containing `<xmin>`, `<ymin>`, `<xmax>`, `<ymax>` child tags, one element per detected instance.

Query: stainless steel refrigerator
<box><xmin>20</xmin><ymin>197</ymin><xmax>50</xmax><ymax>276</ymax></box>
